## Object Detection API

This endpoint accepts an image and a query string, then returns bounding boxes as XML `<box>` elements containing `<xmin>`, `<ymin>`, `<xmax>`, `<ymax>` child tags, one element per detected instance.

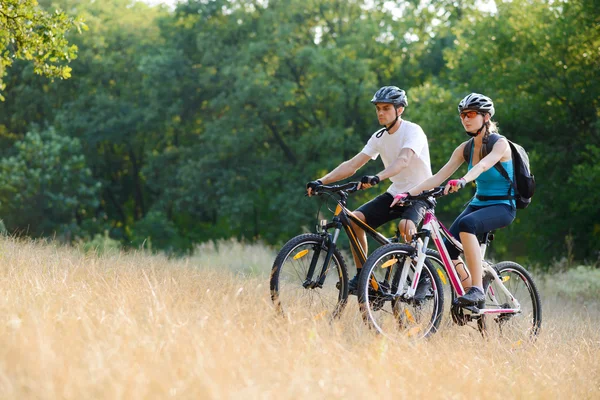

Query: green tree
<box><xmin>442</xmin><ymin>0</ymin><xmax>600</xmax><ymax>263</ymax></box>
<box><xmin>0</xmin><ymin>0</ymin><xmax>85</xmax><ymax>100</ymax></box>
<box><xmin>149</xmin><ymin>0</ymin><xmax>477</xmax><ymax>244</ymax></box>
<box><xmin>0</xmin><ymin>126</ymin><xmax>100</xmax><ymax>238</ymax></box>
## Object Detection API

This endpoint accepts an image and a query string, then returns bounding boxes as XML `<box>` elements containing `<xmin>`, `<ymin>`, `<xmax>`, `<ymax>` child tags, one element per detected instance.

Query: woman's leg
<box><xmin>455</xmin><ymin>204</ymin><xmax>516</xmax><ymax>304</ymax></box>
<box><xmin>460</xmin><ymin>232</ymin><xmax>483</xmax><ymax>288</ymax></box>
<box><xmin>445</xmin><ymin>206</ymin><xmax>477</xmax><ymax>286</ymax></box>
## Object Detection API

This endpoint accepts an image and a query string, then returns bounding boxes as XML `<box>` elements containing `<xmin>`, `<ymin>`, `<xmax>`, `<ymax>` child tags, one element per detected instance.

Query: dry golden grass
<box><xmin>0</xmin><ymin>237</ymin><xmax>598</xmax><ymax>399</ymax></box>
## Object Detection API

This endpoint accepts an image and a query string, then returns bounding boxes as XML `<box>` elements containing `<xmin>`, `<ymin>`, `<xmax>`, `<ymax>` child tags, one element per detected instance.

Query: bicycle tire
<box><xmin>270</xmin><ymin>233</ymin><xmax>349</xmax><ymax>320</ymax></box>
<box><xmin>477</xmin><ymin>261</ymin><xmax>542</xmax><ymax>341</ymax></box>
<box><xmin>357</xmin><ymin>243</ymin><xmax>444</xmax><ymax>340</ymax></box>
<box><xmin>423</xmin><ymin>248</ymin><xmax>456</xmax><ymax>328</ymax></box>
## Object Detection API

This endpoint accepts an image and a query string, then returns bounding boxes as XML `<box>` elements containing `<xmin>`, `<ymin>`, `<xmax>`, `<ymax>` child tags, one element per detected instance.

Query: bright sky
<box><xmin>140</xmin><ymin>0</ymin><xmax>497</xmax><ymax>13</ymax></box>
<box><xmin>142</xmin><ymin>0</ymin><xmax>179</xmax><ymax>7</ymax></box>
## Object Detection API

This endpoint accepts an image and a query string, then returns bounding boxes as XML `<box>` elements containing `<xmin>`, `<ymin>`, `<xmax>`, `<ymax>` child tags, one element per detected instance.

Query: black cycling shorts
<box><xmin>355</xmin><ymin>192</ymin><xmax>427</xmax><ymax>230</ymax></box>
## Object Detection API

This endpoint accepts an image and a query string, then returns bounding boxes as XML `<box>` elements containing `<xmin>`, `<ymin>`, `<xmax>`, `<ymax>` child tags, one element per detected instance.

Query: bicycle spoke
<box><xmin>479</xmin><ymin>262</ymin><xmax>541</xmax><ymax>342</ymax></box>
<box><xmin>271</xmin><ymin>235</ymin><xmax>348</xmax><ymax>319</ymax></box>
<box><xmin>358</xmin><ymin>244</ymin><xmax>444</xmax><ymax>340</ymax></box>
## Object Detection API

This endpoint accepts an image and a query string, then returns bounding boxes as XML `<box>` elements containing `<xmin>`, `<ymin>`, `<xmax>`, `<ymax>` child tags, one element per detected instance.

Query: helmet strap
<box><xmin>384</xmin><ymin>108</ymin><xmax>401</xmax><ymax>132</ymax></box>
<box><xmin>465</xmin><ymin>114</ymin><xmax>488</xmax><ymax>137</ymax></box>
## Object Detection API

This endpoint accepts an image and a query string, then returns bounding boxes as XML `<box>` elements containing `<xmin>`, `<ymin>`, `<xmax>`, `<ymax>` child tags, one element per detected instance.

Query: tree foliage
<box><xmin>0</xmin><ymin>0</ymin><xmax>85</xmax><ymax>100</ymax></box>
<box><xmin>0</xmin><ymin>0</ymin><xmax>597</xmax><ymax>266</ymax></box>
<box><xmin>0</xmin><ymin>126</ymin><xmax>100</xmax><ymax>238</ymax></box>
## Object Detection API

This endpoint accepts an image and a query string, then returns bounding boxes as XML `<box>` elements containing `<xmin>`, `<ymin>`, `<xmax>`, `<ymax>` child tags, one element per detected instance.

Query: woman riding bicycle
<box><xmin>391</xmin><ymin>93</ymin><xmax>516</xmax><ymax>307</ymax></box>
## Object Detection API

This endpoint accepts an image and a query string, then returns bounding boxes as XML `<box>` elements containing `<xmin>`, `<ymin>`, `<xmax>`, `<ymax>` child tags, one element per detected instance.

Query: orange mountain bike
<box><xmin>269</xmin><ymin>182</ymin><xmax>444</xmax><ymax>321</ymax></box>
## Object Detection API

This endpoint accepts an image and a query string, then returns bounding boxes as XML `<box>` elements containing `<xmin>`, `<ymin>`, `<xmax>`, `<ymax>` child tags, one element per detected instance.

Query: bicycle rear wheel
<box><xmin>270</xmin><ymin>233</ymin><xmax>349</xmax><ymax>320</ymax></box>
<box><xmin>358</xmin><ymin>243</ymin><xmax>444</xmax><ymax>340</ymax></box>
<box><xmin>478</xmin><ymin>261</ymin><xmax>542</xmax><ymax>342</ymax></box>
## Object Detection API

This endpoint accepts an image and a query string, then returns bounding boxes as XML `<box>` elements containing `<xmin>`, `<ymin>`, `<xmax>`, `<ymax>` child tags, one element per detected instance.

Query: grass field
<box><xmin>0</xmin><ymin>237</ymin><xmax>598</xmax><ymax>399</ymax></box>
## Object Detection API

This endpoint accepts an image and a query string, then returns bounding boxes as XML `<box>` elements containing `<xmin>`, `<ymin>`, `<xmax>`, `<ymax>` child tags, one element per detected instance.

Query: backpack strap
<box><xmin>481</xmin><ymin>133</ymin><xmax>502</xmax><ymax>159</ymax></box>
<box><xmin>465</xmin><ymin>133</ymin><xmax>517</xmax><ymax>204</ymax></box>
<box><xmin>463</xmin><ymin>133</ymin><xmax>502</xmax><ymax>163</ymax></box>
<box><xmin>462</xmin><ymin>138</ymin><xmax>474</xmax><ymax>163</ymax></box>
<box><xmin>476</xmin><ymin>163</ymin><xmax>514</xmax><ymax>201</ymax></box>
<box><xmin>476</xmin><ymin>137</ymin><xmax>518</xmax><ymax>205</ymax></box>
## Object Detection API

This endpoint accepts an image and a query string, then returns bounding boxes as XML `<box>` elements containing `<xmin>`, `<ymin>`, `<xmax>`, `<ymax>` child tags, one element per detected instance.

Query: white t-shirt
<box><xmin>361</xmin><ymin>120</ymin><xmax>432</xmax><ymax>196</ymax></box>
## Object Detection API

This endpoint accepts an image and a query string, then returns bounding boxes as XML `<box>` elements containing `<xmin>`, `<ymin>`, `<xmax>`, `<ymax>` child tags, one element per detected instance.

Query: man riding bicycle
<box><xmin>306</xmin><ymin>86</ymin><xmax>433</xmax><ymax>294</ymax></box>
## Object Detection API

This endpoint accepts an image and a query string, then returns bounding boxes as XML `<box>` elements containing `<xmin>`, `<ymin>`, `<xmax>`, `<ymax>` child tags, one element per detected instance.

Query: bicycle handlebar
<box><xmin>406</xmin><ymin>186</ymin><xmax>446</xmax><ymax>201</ymax></box>
<box><xmin>313</xmin><ymin>181</ymin><xmax>360</xmax><ymax>195</ymax></box>
<box><xmin>395</xmin><ymin>186</ymin><xmax>448</xmax><ymax>209</ymax></box>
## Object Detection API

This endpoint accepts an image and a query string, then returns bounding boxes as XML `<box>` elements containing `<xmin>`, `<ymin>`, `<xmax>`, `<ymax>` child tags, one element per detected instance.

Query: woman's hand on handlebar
<box><xmin>390</xmin><ymin>192</ymin><xmax>409</xmax><ymax>207</ymax></box>
<box><xmin>444</xmin><ymin>178</ymin><xmax>466</xmax><ymax>195</ymax></box>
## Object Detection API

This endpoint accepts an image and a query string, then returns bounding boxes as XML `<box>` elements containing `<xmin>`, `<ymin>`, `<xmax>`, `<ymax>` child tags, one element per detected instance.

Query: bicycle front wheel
<box><xmin>270</xmin><ymin>233</ymin><xmax>349</xmax><ymax>320</ymax></box>
<box><xmin>358</xmin><ymin>243</ymin><xmax>444</xmax><ymax>340</ymax></box>
<box><xmin>478</xmin><ymin>261</ymin><xmax>542</xmax><ymax>342</ymax></box>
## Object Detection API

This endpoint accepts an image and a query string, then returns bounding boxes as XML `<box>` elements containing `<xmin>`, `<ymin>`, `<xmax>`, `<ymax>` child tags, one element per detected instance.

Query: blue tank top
<box><xmin>468</xmin><ymin>142</ymin><xmax>515</xmax><ymax>207</ymax></box>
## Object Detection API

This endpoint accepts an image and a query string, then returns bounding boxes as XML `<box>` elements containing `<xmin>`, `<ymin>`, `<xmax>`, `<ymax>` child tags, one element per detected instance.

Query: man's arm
<box><xmin>358</xmin><ymin>147</ymin><xmax>415</xmax><ymax>190</ymax></box>
<box><xmin>307</xmin><ymin>152</ymin><xmax>371</xmax><ymax>196</ymax></box>
<box><xmin>319</xmin><ymin>152</ymin><xmax>371</xmax><ymax>184</ymax></box>
<box><xmin>376</xmin><ymin>147</ymin><xmax>415</xmax><ymax>181</ymax></box>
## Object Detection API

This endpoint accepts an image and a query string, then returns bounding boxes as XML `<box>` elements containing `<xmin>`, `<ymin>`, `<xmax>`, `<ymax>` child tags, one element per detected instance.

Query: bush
<box><xmin>78</xmin><ymin>231</ymin><xmax>122</xmax><ymax>255</ymax></box>
<box><xmin>542</xmin><ymin>266</ymin><xmax>600</xmax><ymax>302</ymax></box>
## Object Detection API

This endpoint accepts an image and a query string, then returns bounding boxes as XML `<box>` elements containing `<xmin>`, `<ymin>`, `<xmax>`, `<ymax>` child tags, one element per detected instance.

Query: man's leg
<box><xmin>396</xmin><ymin>200</ymin><xmax>427</xmax><ymax>243</ymax></box>
<box><xmin>352</xmin><ymin>193</ymin><xmax>393</xmax><ymax>273</ymax></box>
<box><xmin>397</xmin><ymin>218</ymin><xmax>417</xmax><ymax>242</ymax></box>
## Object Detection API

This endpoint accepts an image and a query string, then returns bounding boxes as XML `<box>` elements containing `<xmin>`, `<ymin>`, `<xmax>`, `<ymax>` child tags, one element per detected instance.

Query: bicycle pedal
<box><xmin>461</xmin><ymin>305</ymin><xmax>482</xmax><ymax>314</ymax></box>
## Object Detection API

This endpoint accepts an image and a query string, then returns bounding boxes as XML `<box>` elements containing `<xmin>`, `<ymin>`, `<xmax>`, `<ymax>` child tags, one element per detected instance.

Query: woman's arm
<box><xmin>390</xmin><ymin>143</ymin><xmax>465</xmax><ymax>207</ymax></box>
<box><xmin>405</xmin><ymin>142</ymin><xmax>467</xmax><ymax>196</ymax></box>
<box><xmin>444</xmin><ymin>138</ymin><xmax>510</xmax><ymax>195</ymax></box>
<box><xmin>461</xmin><ymin>138</ymin><xmax>509</xmax><ymax>183</ymax></box>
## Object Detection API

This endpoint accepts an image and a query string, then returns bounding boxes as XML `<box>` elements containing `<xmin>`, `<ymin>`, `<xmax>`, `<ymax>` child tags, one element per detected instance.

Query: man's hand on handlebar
<box><xmin>306</xmin><ymin>179</ymin><xmax>323</xmax><ymax>197</ymax></box>
<box><xmin>358</xmin><ymin>175</ymin><xmax>380</xmax><ymax>190</ymax></box>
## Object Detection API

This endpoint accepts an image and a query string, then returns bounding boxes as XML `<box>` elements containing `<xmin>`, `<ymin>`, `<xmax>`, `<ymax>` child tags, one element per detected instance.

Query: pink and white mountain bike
<box><xmin>357</xmin><ymin>186</ymin><xmax>542</xmax><ymax>341</ymax></box>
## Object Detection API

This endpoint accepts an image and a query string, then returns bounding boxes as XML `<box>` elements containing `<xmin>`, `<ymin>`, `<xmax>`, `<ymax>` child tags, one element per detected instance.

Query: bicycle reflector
<box><xmin>293</xmin><ymin>250</ymin><xmax>309</xmax><ymax>260</ymax></box>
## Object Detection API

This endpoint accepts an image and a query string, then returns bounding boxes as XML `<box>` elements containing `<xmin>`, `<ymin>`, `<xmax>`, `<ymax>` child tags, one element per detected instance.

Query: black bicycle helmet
<box><xmin>458</xmin><ymin>93</ymin><xmax>495</xmax><ymax>117</ymax></box>
<box><xmin>371</xmin><ymin>86</ymin><xmax>408</xmax><ymax>107</ymax></box>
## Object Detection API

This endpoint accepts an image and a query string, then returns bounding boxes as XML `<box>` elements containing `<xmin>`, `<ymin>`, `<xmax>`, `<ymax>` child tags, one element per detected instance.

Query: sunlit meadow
<box><xmin>0</xmin><ymin>237</ymin><xmax>598</xmax><ymax>399</ymax></box>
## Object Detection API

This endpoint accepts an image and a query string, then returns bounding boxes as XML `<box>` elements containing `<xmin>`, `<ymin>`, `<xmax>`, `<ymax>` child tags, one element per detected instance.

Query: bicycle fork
<box><xmin>395</xmin><ymin>237</ymin><xmax>429</xmax><ymax>298</ymax></box>
<box><xmin>302</xmin><ymin>221</ymin><xmax>342</xmax><ymax>289</ymax></box>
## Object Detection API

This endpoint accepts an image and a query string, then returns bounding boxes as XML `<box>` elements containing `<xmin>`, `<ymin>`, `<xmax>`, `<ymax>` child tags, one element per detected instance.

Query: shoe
<box><xmin>456</xmin><ymin>287</ymin><xmax>485</xmax><ymax>308</ymax></box>
<box><xmin>413</xmin><ymin>275</ymin><xmax>433</xmax><ymax>303</ymax></box>
<box><xmin>348</xmin><ymin>274</ymin><xmax>359</xmax><ymax>295</ymax></box>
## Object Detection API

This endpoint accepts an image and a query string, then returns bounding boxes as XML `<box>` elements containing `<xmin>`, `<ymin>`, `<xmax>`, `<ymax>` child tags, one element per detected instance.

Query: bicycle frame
<box><xmin>406</xmin><ymin>209</ymin><xmax>522</xmax><ymax>315</ymax></box>
<box><xmin>305</xmin><ymin>184</ymin><xmax>391</xmax><ymax>290</ymax></box>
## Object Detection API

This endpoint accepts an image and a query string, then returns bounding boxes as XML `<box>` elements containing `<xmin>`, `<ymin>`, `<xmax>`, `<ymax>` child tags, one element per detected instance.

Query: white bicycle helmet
<box><xmin>458</xmin><ymin>93</ymin><xmax>495</xmax><ymax>117</ymax></box>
